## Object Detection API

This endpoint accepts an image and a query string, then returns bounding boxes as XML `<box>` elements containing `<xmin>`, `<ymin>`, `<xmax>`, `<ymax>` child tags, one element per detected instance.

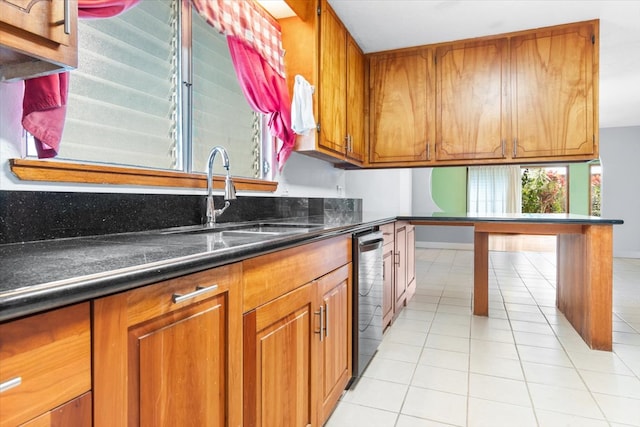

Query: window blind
<box><xmin>56</xmin><ymin>0</ymin><xmax>178</xmax><ymax>170</ymax></box>
<box><xmin>191</xmin><ymin>6</ymin><xmax>257</xmax><ymax>177</ymax></box>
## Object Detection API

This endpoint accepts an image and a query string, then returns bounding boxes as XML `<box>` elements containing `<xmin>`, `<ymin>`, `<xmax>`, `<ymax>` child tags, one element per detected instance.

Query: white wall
<box><xmin>345</xmin><ymin>168</ymin><xmax>412</xmax><ymax>215</ymax></box>
<box><xmin>600</xmin><ymin>126</ymin><xmax>640</xmax><ymax>258</ymax></box>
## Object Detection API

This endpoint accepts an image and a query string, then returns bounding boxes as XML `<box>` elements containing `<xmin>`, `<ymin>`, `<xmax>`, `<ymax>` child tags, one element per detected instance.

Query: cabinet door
<box><xmin>382</xmin><ymin>242</ymin><xmax>395</xmax><ymax>329</ymax></box>
<box><xmin>436</xmin><ymin>38</ymin><xmax>508</xmax><ymax>161</ymax></box>
<box><xmin>316</xmin><ymin>264</ymin><xmax>352</xmax><ymax>425</ymax></box>
<box><xmin>319</xmin><ymin>0</ymin><xmax>347</xmax><ymax>156</ymax></box>
<box><xmin>93</xmin><ymin>264</ymin><xmax>242</xmax><ymax>427</ymax></box>
<box><xmin>370</xmin><ymin>48</ymin><xmax>435</xmax><ymax>164</ymax></box>
<box><xmin>405</xmin><ymin>224</ymin><xmax>416</xmax><ymax>302</ymax></box>
<box><xmin>394</xmin><ymin>225</ymin><xmax>407</xmax><ymax>311</ymax></box>
<box><xmin>511</xmin><ymin>22</ymin><xmax>596</xmax><ymax>159</ymax></box>
<box><xmin>346</xmin><ymin>34</ymin><xmax>365</xmax><ymax>163</ymax></box>
<box><xmin>20</xmin><ymin>392</ymin><xmax>92</xmax><ymax>427</ymax></box>
<box><xmin>243</xmin><ymin>283</ymin><xmax>316</xmax><ymax>427</ymax></box>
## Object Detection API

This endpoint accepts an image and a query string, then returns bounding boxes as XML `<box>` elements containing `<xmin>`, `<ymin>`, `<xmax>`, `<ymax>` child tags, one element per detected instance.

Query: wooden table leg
<box><xmin>474</xmin><ymin>231</ymin><xmax>489</xmax><ymax>316</ymax></box>
<box><xmin>557</xmin><ymin>225</ymin><xmax>613</xmax><ymax>350</ymax></box>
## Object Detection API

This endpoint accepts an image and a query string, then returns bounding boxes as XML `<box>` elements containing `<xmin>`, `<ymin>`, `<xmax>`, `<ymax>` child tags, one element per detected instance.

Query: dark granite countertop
<box><xmin>0</xmin><ymin>212</ymin><xmax>622</xmax><ymax>323</ymax></box>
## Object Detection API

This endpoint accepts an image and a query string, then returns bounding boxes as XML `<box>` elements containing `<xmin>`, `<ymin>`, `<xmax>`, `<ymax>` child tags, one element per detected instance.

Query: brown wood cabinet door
<box><xmin>317</xmin><ymin>264</ymin><xmax>352</xmax><ymax>425</ymax></box>
<box><xmin>346</xmin><ymin>34</ymin><xmax>365</xmax><ymax>163</ymax></box>
<box><xmin>20</xmin><ymin>392</ymin><xmax>92</xmax><ymax>427</ymax></box>
<box><xmin>93</xmin><ymin>264</ymin><xmax>242</xmax><ymax>427</ymax></box>
<box><xmin>405</xmin><ymin>225</ymin><xmax>416</xmax><ymax>302</ymax></box>
<box><xmin>436</xmin><ymin>38</ymin><xmax>508</xmax><ymax>161</ymax></box>
<box><xmin>382</xmin><ymin>242</ymin><xmax>395</xmax><ymax>329</ymax></box>
<box><xmin>370</xmin><ymin>48</ymin><xmax>435</xmax><ymax>163</ymax></box>
<box><xmin>511</xmin><ymin>22</ymin><xmax>596</xmax><ymax>158</ymax></box>
<box><xmin>394</xmin><ymin>225</ymin><xmax>407</xmax><ymax>311</ymax></box>
<box><xmin>244</xmin><ymin>283</ymin><xmax>316</xmax><ymax>427</ymax></box>
<box><xmin>319</xmin><ymin>0</ymin><xmax>347</xmax><ymax>156</ymax></box>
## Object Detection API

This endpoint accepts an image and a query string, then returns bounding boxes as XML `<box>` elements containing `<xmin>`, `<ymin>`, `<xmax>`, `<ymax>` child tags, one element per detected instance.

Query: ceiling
<box><xmin>266</xmin><ymin>0</ymin><xmax>640</xmax><ymax>129</ymax></box>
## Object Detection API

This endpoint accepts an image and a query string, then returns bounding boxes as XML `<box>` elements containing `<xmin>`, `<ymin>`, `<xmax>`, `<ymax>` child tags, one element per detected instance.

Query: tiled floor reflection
<box><xmin>326</xmin><ymin>249</ymin><xmax>640</xmax><ymax>427</ymax></box>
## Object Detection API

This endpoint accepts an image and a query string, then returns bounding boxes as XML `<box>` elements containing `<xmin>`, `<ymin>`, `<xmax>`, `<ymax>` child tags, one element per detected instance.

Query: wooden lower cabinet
<box><xmin>20</xmin><ymin>392</ymin><xmax>92</xmax><ymax>427</ymax></box>
<box><xmin>92</xmin><ymin>263</ymin><xmax>243</xmax><ymax>427</ymax></box>
<box><xmin>243</xmin><ymin>237</ymin><xmax>352</xmax><ymax>427</ymax></box>
<box><xmin>0</xmin><ymin>303</ymin><xmax>91</xmax><ymax>427</ymax></box>
<box><xmin>381</xmin><ymin>222</ymin><xmax>416</xmax><ymax>329</ymax></box>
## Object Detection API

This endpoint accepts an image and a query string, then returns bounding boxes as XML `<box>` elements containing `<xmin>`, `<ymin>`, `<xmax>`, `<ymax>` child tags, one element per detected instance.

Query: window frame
<box><xmin>12</xmin><ymin>1</ymin><xmax>278</xmax><ymax>192</ymax></box>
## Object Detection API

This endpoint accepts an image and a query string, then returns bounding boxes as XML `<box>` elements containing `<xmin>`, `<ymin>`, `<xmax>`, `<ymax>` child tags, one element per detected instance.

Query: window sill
<box><xmin>9</xmin><ymin>159</ymin><xmax>278</xmax><ymax>192</ymax></box>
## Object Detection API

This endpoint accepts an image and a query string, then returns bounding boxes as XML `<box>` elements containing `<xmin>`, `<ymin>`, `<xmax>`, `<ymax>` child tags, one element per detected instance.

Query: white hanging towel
<box><xmin>291</xmin><ymin>74</ymin><xmax>316</xmax><ymax>135</ymax></box>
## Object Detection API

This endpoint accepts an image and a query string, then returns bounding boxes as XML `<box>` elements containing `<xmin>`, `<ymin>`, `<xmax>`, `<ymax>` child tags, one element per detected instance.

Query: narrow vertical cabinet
<box><xmin>435</xmin><ymin>38</ymin><xmax>508</xmax><ymax>161</ymax></box>
<box><xmin>317</xmin><ymin>264</ymin><xmax>352</xmax><ymax>425</ymax></box>
<box><xmin>0</xmin><ymin>0</ymin><xmax>78</xmax><ymax>80</ymax></box>
<box><xmin>380</xmin><ymin>222</ymin><xmax>416</xmax><ymax>329</ymax></box>
<box><xmin>280</xmin><ymin>0</ymin><xmax>365</xmax><ymax>165</ymax></box>
<box><xmin>380</xmin><ymin>223</ymin><xmax>396</xmax><ymax>329</ymax></box>
<box><xmin>369</xmin><ymin>47</ymin><xmax>435</xmax><ymax>165</ymax></box>
<box><xmin>242</xmin><ymin>235</ymin><xmax>352</xmax><ymax>427</ymax></box>
<box><xmin>511</xmin><ymin>21</ymin><xmax>598</xmax><ymax>160</ymax></box>
<box><xmin>92</xmin><ymin>264</ymin><xmax>243</xmax><ymax>427</ymax></box>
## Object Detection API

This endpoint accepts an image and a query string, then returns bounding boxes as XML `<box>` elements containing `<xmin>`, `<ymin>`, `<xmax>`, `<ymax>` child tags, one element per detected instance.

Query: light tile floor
<box><xmin>326</xmin><ymin>248</ymin><xmax>640</xmax><ymax>427</ymax></box>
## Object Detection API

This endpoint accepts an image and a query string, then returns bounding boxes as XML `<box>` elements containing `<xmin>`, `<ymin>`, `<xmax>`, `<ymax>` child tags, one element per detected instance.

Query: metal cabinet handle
<box><xmin>513</xmin><ymin>138</ymin><xmax>518</xmax><ymax>158</ymax></box>
<box><xmin>395</xmin><ymin>252</ymin><xmax>400</xmax><ymax>265</ymax></box>
<box><xmin>501</xmin><ymin>139</ymin><xmax>505</xmax><ymax>158</ymax></box>
<box><xmin>427</xmin><ymin>142</ymin><xmax>431</xmax><ymax>161</ymax></box>
<box><xmin>64</xmin><ymin>0</ymin><xmax>70</xmax><ymax>35</ymax></box>
<box><xmin>0</xmin><ymin>377</ymin><xmax>22</xmax><ymax>393</ymax></box>
<box><xmin>315</xmin><ymin>305</ymin><xmax>325</xmax><ymax>342</ymax></box>
<box><xmin>172</xmin><ymin>284</ymin><xmax>218</xmax><ymax>304</ymax></box>
<box><xmin>324</xmin><ymin>303</ymin><xmax>329</xmax><ymax>338</ymax></box>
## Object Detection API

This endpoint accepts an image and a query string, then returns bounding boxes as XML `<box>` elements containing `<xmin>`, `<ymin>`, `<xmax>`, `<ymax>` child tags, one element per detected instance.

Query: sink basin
<box><xmin>159</xmin><ymin>222</ymin><xmax>324</xmax><ymax>236</ymax></box>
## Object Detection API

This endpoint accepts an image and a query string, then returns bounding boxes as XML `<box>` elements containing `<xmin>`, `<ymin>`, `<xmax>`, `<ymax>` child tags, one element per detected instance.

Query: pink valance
<box><xmin>191</xmin><ymin>0</ymin><xmax>286</xmax><ymax>77</ymax></box>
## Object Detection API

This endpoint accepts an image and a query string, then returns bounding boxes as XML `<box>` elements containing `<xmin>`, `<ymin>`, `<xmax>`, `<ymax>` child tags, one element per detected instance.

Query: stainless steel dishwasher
<box><xmin>349</xmin><ymin>229</ymin><xmax>384</xmax><ymax>388</ymax></box>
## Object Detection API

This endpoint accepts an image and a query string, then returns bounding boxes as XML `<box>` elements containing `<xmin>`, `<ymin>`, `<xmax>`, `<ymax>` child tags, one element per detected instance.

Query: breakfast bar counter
<box><xmin>403</xmin><ymin>213</ymin><xmax>624</xmax><ymax>351</ymax></box>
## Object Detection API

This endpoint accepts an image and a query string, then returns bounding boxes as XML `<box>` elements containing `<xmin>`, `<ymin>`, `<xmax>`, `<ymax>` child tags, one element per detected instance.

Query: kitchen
<box><xmin>1</xmin><ymin>0</ymin><xmax>640</xmax><ymax>426</ymax></box>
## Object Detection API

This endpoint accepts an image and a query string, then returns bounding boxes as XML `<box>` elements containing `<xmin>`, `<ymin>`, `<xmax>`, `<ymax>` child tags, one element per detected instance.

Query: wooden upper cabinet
<box><xmin>436</xmin><ymin>38</ymin><xmax>508</xmax><ymax>161</ymax></box>
<box><xmin>319</xmin><ymin>1</ymin><xmax>347</xmax><ymax>156</ymax></box>
<box><xmin>511</xmin><ymin>21</ymin><xmax>597</xmax><ymax>159</ymax></box>
<box><xmin>346</xmin><ymin>34</ymin><xmax>365</xmax><ymax>163</ymax></box>
<box><xmin>0</xmin><ymin>0</ymin><xmax>78</xmax><ymax>81</ymax></box>
<box><xmin>369</xmin><ymin>47</ymin><xmax>435</xmax><ymax>164</ymax></box>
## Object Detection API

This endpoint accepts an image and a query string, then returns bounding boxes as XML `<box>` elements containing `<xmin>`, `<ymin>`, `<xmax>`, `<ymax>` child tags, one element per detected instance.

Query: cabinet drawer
<box><xmin>380</xmin><ymin>223</ymin><xmax>395</xmax><ymax>246</ymax></box>
<box><xmin>0</xmin><ymin>303</ymin><xmax>91</xmax><ymax>427</ymax></box>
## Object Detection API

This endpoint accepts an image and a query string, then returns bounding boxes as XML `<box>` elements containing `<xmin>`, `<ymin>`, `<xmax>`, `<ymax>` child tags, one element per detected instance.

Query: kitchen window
<box><xmin>24</xmin><ymin>0</ymin><xmax>270</xmax><ymax>181</ymax></box>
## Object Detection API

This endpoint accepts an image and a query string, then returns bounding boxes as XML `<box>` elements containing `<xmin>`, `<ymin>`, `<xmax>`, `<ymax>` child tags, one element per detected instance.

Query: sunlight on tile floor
<box><xmin>325</xmin><ymin>248</ymin><xmax>640</xmax><ymax>427</ymax></box>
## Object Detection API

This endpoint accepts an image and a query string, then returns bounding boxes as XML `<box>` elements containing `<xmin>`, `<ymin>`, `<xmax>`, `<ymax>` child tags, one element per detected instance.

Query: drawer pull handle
<box><xmin>172</xmin><ymin>284</ymin><xmax>218</xmax><ymax>304</ymax></box>
<box><xmin>0</xmin><ymin>377</ymin><xmax>22</xmax><ymax>393</ymax></box>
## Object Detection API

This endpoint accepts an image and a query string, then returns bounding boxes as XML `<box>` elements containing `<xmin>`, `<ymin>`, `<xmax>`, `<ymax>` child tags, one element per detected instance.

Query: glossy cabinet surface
<box><xmin>92</xmin><ymin>264</ymin><xmax>243</xmax><ymax>427</ymax></box>
<box><xmin>0</xmin><ymin>303</ymin><xmax>91</xmax><ymax>427</ymax></box>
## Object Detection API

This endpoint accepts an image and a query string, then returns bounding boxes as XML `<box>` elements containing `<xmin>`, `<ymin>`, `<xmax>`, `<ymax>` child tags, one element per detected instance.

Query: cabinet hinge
<box><xmin>592</xmin><ymin>34</ymin><xmax>595</xmax><ymax>44</ymax></box>
<box><xmin>317</xmin><ymin>6</ymin><xmax>321</xmax><ymax>15</ymax></box>
<box><xmin>316</xmin><ymin>123</ymin><xmax>321</xmax><ymax>132</ymax></box>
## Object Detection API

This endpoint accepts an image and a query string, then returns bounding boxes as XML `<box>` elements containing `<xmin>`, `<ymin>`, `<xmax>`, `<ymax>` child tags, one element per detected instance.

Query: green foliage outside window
<box><xmin>591</xmin><ymin>172</ymin><xmax>601</xmax><ymax>216</ymax></box>
<box><xmin>521</xmin><ymin>168</ymin><xmax>567</xmax><ymax>213</ymax></box>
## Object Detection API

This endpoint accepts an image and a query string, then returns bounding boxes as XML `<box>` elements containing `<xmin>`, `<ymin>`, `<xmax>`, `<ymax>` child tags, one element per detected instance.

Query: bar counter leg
<box><xmin>557</xmin><ymin>226</ymin><xmax>613</xmax><ymax>351</ymax></box>
<box><xmin>474</xmin><ymin>231</ymin><xmax>489</xmax><ymax>316</ymax></box>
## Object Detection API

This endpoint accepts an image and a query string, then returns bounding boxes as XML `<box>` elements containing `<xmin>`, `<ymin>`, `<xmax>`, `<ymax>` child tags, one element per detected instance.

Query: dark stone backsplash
<box><xmin>0</xmin><ymin>191</ymin><xmax>362</xmax><ymax>244</ymax></box>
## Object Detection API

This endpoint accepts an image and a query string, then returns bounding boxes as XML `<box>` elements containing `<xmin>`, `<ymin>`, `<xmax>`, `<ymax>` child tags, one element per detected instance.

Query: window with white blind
<box><xmin>29</xmin><ymin>0</ymin><xmax>265</xmax><ymax>179</ymax></box>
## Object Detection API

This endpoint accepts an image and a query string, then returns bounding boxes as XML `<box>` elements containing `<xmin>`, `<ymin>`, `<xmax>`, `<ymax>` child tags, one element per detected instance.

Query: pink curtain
<box><xmin>227</xmin><ymin>35</ymin><xmax>295</xmax><ymax>169</ymax></box>
<box><xmin>22</xmin><ymin>0</ymin><xmax>141</xmax><ymax>158</ymax></box>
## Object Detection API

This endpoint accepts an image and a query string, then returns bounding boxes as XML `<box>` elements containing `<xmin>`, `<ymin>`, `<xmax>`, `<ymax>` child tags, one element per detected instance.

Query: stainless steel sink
<box><xmin>158</xmin><ymin>222</ymin><xmax>324</xmax><ymax>237</ymax></box>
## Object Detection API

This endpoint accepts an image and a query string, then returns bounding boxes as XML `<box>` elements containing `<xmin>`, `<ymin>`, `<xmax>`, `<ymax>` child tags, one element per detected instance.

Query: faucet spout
<box><xmin>205</xmin><ymin>146</ymin><xmax>236</xmax><ymax>226</ymax></box>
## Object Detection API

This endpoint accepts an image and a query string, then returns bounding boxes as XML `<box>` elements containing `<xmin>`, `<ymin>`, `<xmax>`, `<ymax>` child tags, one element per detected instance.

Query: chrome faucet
<box><xmin>205</xmin><ymin>146</ymin><xmax>236</xmax><ymax>226</ymax></box>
